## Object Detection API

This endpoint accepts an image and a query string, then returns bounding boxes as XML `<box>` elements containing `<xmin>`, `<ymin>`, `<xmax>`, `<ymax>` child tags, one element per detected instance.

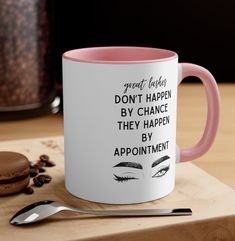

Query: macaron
<box><xmin>0</xmin><ymin>151</ymin><xmax>30</xmax><ymax>196</ymax></box>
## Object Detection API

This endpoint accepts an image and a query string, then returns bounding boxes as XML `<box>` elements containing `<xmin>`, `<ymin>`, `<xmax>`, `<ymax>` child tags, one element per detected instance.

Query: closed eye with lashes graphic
<box><xmin>113</xmin><ymin>155</ymin><xmax>170</xmax><ymax>182</ymax></box>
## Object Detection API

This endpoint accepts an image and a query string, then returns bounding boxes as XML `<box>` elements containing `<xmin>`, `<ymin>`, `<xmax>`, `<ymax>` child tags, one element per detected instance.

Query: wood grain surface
<box><xmin>0</xmin><ymin>136</ymin><xmax>235</xmax><ymax>241</ymax></box>
<box><xmin>0</xmin><ymin>83</ymin><xmax>234</xmax><ymax>240</ymax></box>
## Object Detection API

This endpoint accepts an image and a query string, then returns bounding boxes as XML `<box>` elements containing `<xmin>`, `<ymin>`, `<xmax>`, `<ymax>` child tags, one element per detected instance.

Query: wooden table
<box><xmin>1</xmin><ymin>83</ymin><xmax>234</xmax><ymax>188</ymax></box>
<box><xmin>0</xmin><ymin>83</ymin><xmax>235</xmax><ymax>241</ymax></box>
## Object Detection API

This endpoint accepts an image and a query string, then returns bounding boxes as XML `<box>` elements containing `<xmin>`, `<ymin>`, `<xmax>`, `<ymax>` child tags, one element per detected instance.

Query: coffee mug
<box><xmin>62</xmin><ymin>47</ymin><xmax>220</xmax><ymax>204</ymax></box>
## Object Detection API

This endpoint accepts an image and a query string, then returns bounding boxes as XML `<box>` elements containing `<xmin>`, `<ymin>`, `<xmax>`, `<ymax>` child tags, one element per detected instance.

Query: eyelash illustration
<box><xmin>152</xmin><ymin>165</ymin><xmax>170</xmax><ymax>178</ymax></box>
<box><xmin>113</xmin><ymin>174</ymin><xmax>139</xmax><ymax>182</ymax></box>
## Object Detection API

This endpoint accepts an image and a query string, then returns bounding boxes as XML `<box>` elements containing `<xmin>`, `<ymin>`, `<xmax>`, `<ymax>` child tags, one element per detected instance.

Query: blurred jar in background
<box><xmin>0</xmin><ymin>0</ymin><xmax>59</xmax><ymax>120</ymax></box>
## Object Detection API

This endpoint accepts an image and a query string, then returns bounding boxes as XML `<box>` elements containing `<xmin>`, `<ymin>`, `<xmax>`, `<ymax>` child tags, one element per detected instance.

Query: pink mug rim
<box><xmin>63</xmin><ymin>46</ymin><xmax>178</xmax><ymax>64</ymax></box>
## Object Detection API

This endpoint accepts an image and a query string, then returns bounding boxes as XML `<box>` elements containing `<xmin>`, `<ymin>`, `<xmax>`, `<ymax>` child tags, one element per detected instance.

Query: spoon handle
<box><xmin>74</xmin><ymin>208</ymin><xmax>192</xmax><ymax>216</ymax></box>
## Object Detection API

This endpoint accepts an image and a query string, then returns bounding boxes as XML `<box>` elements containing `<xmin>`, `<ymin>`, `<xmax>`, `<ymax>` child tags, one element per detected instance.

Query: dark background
<box><xmin>53</xmin><ymin>0</ymin><xmax>235</xmax><ymax>83</ymax></box>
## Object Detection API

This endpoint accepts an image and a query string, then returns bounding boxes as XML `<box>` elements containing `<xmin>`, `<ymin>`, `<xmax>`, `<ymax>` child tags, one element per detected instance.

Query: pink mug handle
<box><xmin>177</xmin><ymin>63</ymin><xmax>220</xmax><ymax>162</ymax></box>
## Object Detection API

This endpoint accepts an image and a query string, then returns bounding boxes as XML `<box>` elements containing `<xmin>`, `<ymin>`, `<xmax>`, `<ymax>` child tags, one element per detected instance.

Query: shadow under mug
<box><xmin>62</xmin><ymin>47</ymin><xmax>220</xmax><ymax>204</ymax></box>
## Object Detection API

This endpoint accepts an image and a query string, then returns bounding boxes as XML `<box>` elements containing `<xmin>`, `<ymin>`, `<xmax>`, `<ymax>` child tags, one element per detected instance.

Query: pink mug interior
<box><xmin>63</xmin><ymin>46</ymin><xmax>177</xmax><ymax>64</ymax></box>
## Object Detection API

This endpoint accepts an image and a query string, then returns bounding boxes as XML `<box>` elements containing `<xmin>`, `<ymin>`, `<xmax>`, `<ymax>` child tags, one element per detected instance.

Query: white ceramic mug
<box><xmin>62</xmin><ymin>47</ymin><xmax>220</xmax><ymax>204</ymax></box>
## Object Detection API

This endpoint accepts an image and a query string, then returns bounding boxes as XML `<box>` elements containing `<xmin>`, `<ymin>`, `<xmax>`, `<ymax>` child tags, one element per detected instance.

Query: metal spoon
<box><xmin>10</xmin><ymin>200</ymin><xmax>192</xmax><ymax>225</ymax></box>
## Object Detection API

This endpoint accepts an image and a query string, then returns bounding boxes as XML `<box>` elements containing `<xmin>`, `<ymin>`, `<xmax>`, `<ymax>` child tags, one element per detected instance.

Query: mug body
<box><xmin>63</xmin><ymin>47</ymin><xmax>178</xmax><ymax>204</ymax></box>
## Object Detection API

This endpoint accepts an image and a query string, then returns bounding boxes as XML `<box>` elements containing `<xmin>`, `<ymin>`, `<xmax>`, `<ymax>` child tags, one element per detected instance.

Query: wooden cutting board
<box><xmin>0</xmin><ymin>136</ymin><xmax>235</xmax><ymax>241</ymax></box>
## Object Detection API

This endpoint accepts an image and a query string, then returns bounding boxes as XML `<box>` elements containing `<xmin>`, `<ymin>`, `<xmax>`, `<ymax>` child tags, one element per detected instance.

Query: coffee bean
<box><xmin>35</xmin><ymin>160</ymin><xmax>46</xmax><ymax>168</ymax></box>
<box><xmin>43</xmin><ymin>175</ymin><xmax>52</xmax><ymax>183</ymax></box>
<box><xmin>39</xmin><ymin>154</ymin><xmax>56</xmax><ymax>167</ymax></box>
<box><xmin>40</xmin><ymin>154</ymin><xmax>50</xmax><ymax>162</ymax></box>
<box><xmin>45</xmin><ymin>160</ymin><xmax>56</xmax><ymax>167</ymax></box>
<box><xmin>33</xmin><ymin>176</ymin><xmax>44</xmax><ymax>187</ymax></box>
<box><xmin>23</xmin><ymin>186</ymin><xmax>34</xmax><ymax>195</ymax></box>
<box><xmin>38</xmin><ymin>174</ymin><xmax>52</xmax><ymax>184</ymax></box>
<box><xmin>38</xmin><ymin>167</ymin><xmax>46</xmax><ymax>173</ymax></box>
<box><xmin>29</xmin><ymin>167</ymin><xmax>39</xmax><ymax>177</ymax></box>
